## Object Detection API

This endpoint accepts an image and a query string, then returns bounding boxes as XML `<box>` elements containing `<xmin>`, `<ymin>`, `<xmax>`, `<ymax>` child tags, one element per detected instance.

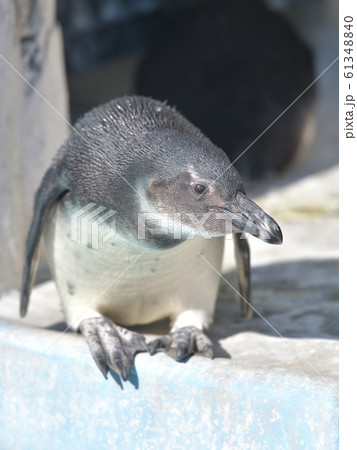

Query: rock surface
<box><xmin>0</xmin><ymin>0</ymin><xmax>69</xmax><ymax>292</ymax></box>
<box><xmin>0</xmin><ymin>320</ymin><xmax>338</xmax><ymax>449</ymax></box>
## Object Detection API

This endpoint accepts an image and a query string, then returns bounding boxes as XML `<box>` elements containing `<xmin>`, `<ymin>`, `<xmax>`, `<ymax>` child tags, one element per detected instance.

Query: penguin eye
<box><xmin>194</xmin><ymin>184</ymin><xmax>207</xmax><ymax>195</ymax></box>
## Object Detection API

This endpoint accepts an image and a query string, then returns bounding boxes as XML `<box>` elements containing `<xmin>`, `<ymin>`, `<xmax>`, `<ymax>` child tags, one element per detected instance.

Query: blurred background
<box><xmin>0</xmin><ymin>0</ymin><xmax>338</xmax><ymax>340</ymax></box>
<box><xmin>58</xmin><ymin>0</ymin><xmax>337</xmax><ymax>179</ymax></box>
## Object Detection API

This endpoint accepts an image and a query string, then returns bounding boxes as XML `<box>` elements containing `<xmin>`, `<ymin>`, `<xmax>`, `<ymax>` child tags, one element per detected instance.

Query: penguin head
<box><xmin>141</xmin><ymin>130</ymin><xmax>282</xmax><ymax>247</ymax></box>
<box><xmin>65</xmin><ymin>97</ymin><xmax>281</xmax><ymax>250</ymax></box>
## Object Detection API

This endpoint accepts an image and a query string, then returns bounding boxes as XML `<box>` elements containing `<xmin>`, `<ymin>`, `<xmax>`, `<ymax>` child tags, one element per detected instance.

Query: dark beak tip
<box><xmin>260</xmin><ymin>222</ymin><xmax>283</xmax><ymax>245</ymax></box>
<box><xmin>273</xmin><ymin>234</ymin><xmax>283</xmax><ymax>245</ymax></box>
<box><xmin>270</xmin><ymin>226</ymin><xmax>283</xmax><ymax>245</ymax></box>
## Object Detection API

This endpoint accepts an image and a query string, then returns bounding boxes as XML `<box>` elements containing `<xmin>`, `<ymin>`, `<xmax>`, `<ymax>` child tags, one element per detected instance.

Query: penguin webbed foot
<box><xmin>148</xmin><ymin>326</ymin><xmax>214</xmax><ymax>361</ymax></box>
<box><xmin>79</xmin><ymin>317</ymin><xmax>148</xmax><ymax>381</ymax></box>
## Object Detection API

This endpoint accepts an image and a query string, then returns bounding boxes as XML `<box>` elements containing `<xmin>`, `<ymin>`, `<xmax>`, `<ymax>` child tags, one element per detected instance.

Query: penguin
<box><xmin>20</xmin><ymin>96</ymin><xmax>282</xmax><ymax>381</ymax></box>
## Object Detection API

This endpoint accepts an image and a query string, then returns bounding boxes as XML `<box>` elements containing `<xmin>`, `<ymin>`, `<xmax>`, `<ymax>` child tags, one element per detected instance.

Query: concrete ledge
<box><xmin>0</xmin><ymin>320</ymin><xmax>338</xmax><ymax>449</ymax></box>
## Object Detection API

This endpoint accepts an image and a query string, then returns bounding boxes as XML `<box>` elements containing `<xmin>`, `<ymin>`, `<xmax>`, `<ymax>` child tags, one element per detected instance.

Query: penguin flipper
<box><xmin>233</xmin><ymin>233</ymin><xmax>253</xmax><ymax>319</ymax></box>
<box><xmin>20</xmin><ymin>166</ymin><xmax>68</xmax><ymax>317</ymax></box>
<box><xmin>79</xmin><ymin>317</ymin><xmax>149</xmax><ymax>381</ymax></box>
<box><xmin>148</xmin><ymin>326</ymin><xmax>214</xmax><ymax>360</ymax></box>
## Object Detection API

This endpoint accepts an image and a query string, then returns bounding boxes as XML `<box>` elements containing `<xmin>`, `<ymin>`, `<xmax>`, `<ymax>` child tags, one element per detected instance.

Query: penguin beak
<box><xmin>221</xmin><ymin>192</ymin><xmax>283</xmax><ymax>244</ymax></box>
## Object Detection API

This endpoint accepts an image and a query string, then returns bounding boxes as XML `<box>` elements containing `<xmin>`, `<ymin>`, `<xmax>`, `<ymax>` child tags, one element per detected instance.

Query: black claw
<box><xmin>91</xmin><ymin>355</ymin><xmax>109</xmax><ymax>379</ymax></box>
<box><xmin>148</xmin><ymin>335</ymin><xmax>171</xmax><ymax>355</ymax></box>
<box><xmin>147</xmin><ymin>341</ymin><xmax>159</xmax><ymax>356</ymax></box>
<box><xmin>121</xmin><ymin>356</ymin><xmax>134</xmax><ymax>381</ymax></box>
<box><xmin>91</xmin><ymin>348</ymin><xmax>110</xmax><ymax>378</ymax></box>
<box><xmin>79</xmin><ymin>317</ymin><xmax>148</xmax><ymax>381</ymax></box>
<box><xmin>79</xmin><ymin>320</ymin><xmax>109</xmax><ymax>379</ymax></box>
<box><xmin>176</xmin><ymin>346</ymin><xmax>186</xmax><ymax>361</ymax></box>
<box><xmin>96</xmin><ymin>359</ymin><xmax>110</xmax><ymax>379</ymax></box>
<box><xmin>109</xmin><ymin>350</ymin><xmax>128</xmax><ymax>381</ymax></box>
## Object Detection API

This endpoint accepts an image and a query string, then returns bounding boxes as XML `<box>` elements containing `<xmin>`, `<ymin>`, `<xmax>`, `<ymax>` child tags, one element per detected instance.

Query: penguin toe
<box><xmin>148</xmin><ymin>326</ymin><xmax>214</xmax><ymax>361</ymax></box>
<box><xmin>194</xmin><ymin>330</ymin><xmax>214</xmax><ymax>359</ymax></box>
<box><xmin>148</xmin><ymin>335</ymin><xmax>172</xmax><ymax>355</ymax></box>
<box><xmin>79</xmin><ymin>317</ymin><xmax>148</xmax><ymax>381</ymax></box>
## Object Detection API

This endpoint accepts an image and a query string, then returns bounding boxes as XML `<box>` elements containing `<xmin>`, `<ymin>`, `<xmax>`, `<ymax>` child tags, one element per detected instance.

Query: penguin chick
<box><xmin>20</xmin><ymin>96</ymin><xmax>282</xmax><ymax>381</ymax></box>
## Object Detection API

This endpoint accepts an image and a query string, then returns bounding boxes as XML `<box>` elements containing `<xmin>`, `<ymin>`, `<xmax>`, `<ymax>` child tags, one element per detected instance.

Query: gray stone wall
<box><xmin>0</xmin><ymin>0</ymin><xmax>69</xmax><ymax>292</ymax></box>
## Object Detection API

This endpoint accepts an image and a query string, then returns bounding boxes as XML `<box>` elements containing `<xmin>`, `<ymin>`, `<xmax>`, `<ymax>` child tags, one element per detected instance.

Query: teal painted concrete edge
<box><xmin>0</xmin><ymin>321</ymin><xmax>338</xmax><ymax>449</ymax></box>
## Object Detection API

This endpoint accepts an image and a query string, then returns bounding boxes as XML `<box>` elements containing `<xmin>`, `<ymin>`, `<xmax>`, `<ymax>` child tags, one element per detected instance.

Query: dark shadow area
<box><xmin>109</xmin><ymin>369</ymin><xmax>124</xmax><ymax>390</ymax></box>
<box><xmin>108</xmin><ymin>365</ymin><xmax>139</xmax><ymax>389</ymax></box>
<box><xmin>47</xmin><ymin>321</ymin><xmax>68</xmax><ymax>332</ymax></box>
<box><xmin>207</xmin><ymin>339</ymin><xmax>232</xmax><ymax>359</ymax></box>
<box><xmin>212</xmin><ymin>258</ymin><xmax>338</xmax><ymax>344</ymax></box>
<box><xmin>57</xmin><ymin>1</ymin><xmax>164</xmax><ymax>74</ymax></box>
<box><xmin>127</xmin><ymin>364</ymin><xmax>140</xmax><ymax>389</ymax></box>
<box><xmin>131</xmin><ymin>317</ymin><xmax>171</xmax><ymax>336</ymax></box>
<box><xmin>136</xmin><ymin>0</ymin><xmax>315</xmax><ymax>181</ymax></box>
